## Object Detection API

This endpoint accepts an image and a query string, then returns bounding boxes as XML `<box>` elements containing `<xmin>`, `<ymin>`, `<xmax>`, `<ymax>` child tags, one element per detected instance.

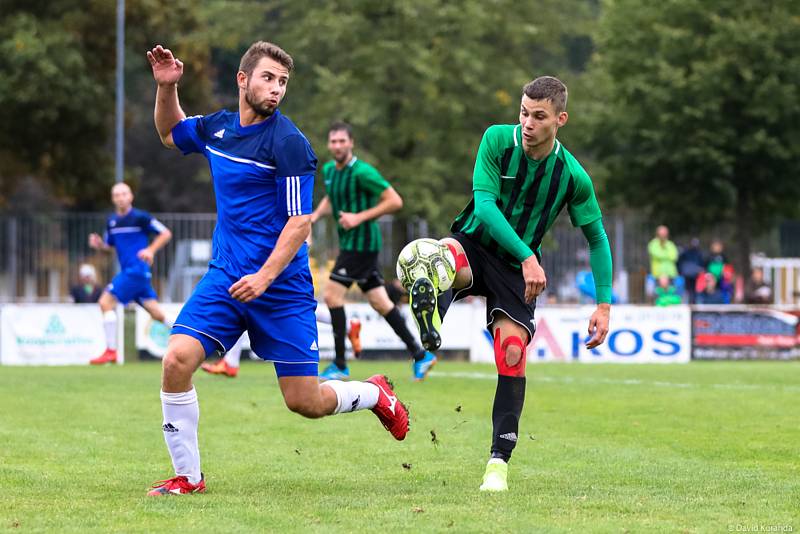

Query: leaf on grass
<box><xmin>430</xmin><ymin>430</ymin><xmax>439</xmax><ymax>446</ymax></box>
<box><xmin>294</xmin><ymin>449</ymin><xmax>301</xmax><ymax>455</ymax></box>
<box><xmin>455</xmin><ymin>404</ymin><xmax>462</xmax><ymax>412</ymax></box>
<box><xmin>412</xmin><ymin>506</ymin><xmax>424</xmax><ymax>513</ymax></box>
<box><xmin>402</xmin><ymin>463</ymin><xmax>412</xmax><ymax>470</ymax></box>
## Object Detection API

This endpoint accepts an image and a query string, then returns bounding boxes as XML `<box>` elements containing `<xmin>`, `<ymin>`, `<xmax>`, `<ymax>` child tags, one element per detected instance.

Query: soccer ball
<box><xmin>396</xmin><ymin>238</ymin><xmax>456</xmax><ymax>292</ymax></box>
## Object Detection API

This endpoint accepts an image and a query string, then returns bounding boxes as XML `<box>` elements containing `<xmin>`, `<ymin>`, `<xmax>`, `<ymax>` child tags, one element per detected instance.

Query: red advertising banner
<box><xmin>692</xmin><ymin>306</ymin><xmax>800</xmax><ymax>360</ymax></box>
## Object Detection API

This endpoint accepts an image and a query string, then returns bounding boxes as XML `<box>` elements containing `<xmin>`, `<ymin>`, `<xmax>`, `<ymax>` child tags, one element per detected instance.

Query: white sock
<box><xmin>488</xmin><ymin>457</ymin><xmax>507</xmax><ymax>465</ymax></box>
<box><xmin>224</xmin><ymin>336</ymin><xmax>244</xmax><ymax>368</ymax></box>
<box><xmin>103</xmin><ymin>310</ymin><xmax>117</xmax><ymax>351</ymax></box>
<box><xmin>322</xmin><ymin>380</ymin><xmax>379</xmax><ymax>414</ymax></box>
<box><xmin>160</xmin><ymin>387</ymin><xmax>201</xmax><ymax>484</ymax></box>
<box><xmin>315</xmin><ymin>307</ymin><xmax>331</xmax><ymax>325</ymax></box>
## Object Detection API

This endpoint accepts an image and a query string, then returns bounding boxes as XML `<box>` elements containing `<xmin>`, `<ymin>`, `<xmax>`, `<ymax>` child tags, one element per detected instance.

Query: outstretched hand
<box><xmin>146</xmin><ymin>45</ymin><xmax>184</xmax><ymax>86</ymax></box>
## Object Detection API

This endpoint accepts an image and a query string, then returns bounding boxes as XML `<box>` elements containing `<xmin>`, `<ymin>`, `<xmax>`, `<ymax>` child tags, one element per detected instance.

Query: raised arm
<box><xmin>147</xmin><ymin>45</ymin><xmax>187</xmax><ymax>148</ymax></box>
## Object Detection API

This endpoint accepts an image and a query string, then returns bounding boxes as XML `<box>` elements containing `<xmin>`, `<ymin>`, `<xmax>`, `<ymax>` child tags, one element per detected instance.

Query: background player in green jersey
<box><xmin>311</xmin><ymin>122</ymin><xmax>437</xmax><ymax>381</ymax></box>
<box><xmin>406</xmin><ymin>76</ymin><xmax>613</xmax><ymax>491</ymax></box>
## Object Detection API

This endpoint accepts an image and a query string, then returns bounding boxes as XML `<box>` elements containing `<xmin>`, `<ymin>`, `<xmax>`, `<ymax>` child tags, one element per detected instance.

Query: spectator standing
<box><xmin>677</xmin><ymin>238</ymin><xmax>704</xmax><ymax>303</ymax></box>
<box><xmin>648</xmin><ymin>225</ymin><xmax>678</xmax><ymax>279</ymax></box>
<box><xmin>70</xmin><ymin>264</ymin><xmax>103</xmax><ymax>303</ymax></box>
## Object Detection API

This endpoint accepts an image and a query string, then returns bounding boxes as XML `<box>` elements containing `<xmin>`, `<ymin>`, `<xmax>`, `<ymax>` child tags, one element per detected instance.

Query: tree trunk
<box><xmin>734</xmin><ymin>187</ymin><xmax>753</xmax><ymax>280</ymax></box>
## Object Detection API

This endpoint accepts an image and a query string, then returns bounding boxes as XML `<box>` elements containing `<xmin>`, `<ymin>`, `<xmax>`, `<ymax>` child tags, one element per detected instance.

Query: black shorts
<box><xmin>451</xmin><ymin>233</ymin><xmax>536</xmax><ymax>339</ymax></box>
<box><xmin>329</xmin><ymin>250</ymin><xmax>385</xmax><ymax>292</ymax></box>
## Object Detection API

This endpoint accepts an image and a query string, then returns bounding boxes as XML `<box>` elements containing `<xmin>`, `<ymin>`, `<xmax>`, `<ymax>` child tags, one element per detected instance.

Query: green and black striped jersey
<box><xmin>323</xmin><ymin>157</ymin><xmax>391</xmax><ymax>252</ymax></box>
<box><xmin>451</xmin><ymin>124</ymin><xmax>602</xmax><ymax>268</ymax></box>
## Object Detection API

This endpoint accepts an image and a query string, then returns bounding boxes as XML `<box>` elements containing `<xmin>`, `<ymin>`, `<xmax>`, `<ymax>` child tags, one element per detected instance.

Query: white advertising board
<box><xmin>469</xmin><ymin>305</ymin><xmax>692</xmax><ymax>364</ymax></box>
<box><xmin>136</xmin><ymin>302</ymin><xmax>691</xmax><ymax>364</ymax></box>
<box><xmin>0</xmin><ymin>304</ymin><xmax>124</xmax><ymax>365</ymax></box>
<box><xmin>136</xmin><ymin>302</ymin><xmax>475</xmax><ymax>359</ymax></box>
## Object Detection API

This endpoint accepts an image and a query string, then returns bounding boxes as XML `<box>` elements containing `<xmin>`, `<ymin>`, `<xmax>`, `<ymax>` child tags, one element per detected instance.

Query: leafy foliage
<box><xmin>584</xmin><ymin>0</ymin><xmax>800</xmax><ymax>268</ymax></box>
<box><xmin>1</xmin><ymin>0</ymin><xmax>596</xmax><ymax>224</ymax></box>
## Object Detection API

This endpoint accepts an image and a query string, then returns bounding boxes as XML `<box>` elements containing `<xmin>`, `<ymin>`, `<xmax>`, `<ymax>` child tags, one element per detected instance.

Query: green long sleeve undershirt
<box><xmin>581</xmin><ymin>218</ymin><xmax>613</xmax><ymax>304</ymax></box>
<box><xmin>473</xmin><ymin>190</ymin><xmax>535</xmax><ymax>261</ymax></box>
<box><xmin>473</xmin><ymin>189</ymin><xmax>613</xmax><ymax>303</ymax></box>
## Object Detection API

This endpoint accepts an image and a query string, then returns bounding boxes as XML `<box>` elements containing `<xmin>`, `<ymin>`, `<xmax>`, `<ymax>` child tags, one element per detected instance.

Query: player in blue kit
<box><xmin>88</xmin><ymin>182</ymin><xmax>173</xmax><ymax>365</ymax></box>
<box><xmin>146</xmin><ymin>41</ymin><xmax>409</xmax><ymax>496</ymax></box>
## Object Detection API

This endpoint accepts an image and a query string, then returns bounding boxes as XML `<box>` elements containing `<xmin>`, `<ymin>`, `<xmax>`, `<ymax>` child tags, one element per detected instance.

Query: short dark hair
<box><xmin>328</xmin><ymin>121</ymin><xmax>353</xmax><ymax>139</ymax></box>
<box><xmin>239</xmin><ymin>41</ymin><xmax>293</xmax><ymax>76</ymax></box>
<box><xmin>522</xmin><ymin>76</ymin><xmax>568</xmax><ymax>113</ymax></box>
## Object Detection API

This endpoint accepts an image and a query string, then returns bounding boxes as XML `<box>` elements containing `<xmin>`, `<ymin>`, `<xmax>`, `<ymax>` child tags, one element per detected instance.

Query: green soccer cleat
<box><xmin>479</xmin><ymin>460</ymin><xmax>509</xmax><ymax>492</ymax></box>
<box><xmin>409</xmin><ymin>277</ymin><xmax>442</xmax><ymax>351</ymax></box>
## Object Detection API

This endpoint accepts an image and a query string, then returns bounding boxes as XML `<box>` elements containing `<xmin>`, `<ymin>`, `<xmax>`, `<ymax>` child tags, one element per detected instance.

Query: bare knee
<box><xmin>493</xmin><ymin>325</ymin><xmax>528</xmax><ymax>377</ymax></box>
<box><xmin>366</xmin><ymin>288</ymin><xmax>393</xmax><ymax>316</ymax></box>
<box><xmin>162</xmin><ymin>346</ymin><xmax>201</xmax><ymax>391</ymax></box>
<box><xmin>323</xmin><ymin>284</ymin><xmax>345</xmax><ymax>308</ymax></box>
<box><xmin>505</xmin><ymin>344</ymin><xmax>523</xmax><ymax>367</ymax></box>
<box><xmin>98</xmin><ymin>292</ymin><xmax>116</xmax><ymax>312</ymax></box>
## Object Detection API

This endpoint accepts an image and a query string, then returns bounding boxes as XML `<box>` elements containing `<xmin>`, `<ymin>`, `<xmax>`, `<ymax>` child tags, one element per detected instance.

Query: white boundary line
<box><xmin>429</xmin><ymin>370</ymin><xmax>800</xmax><ymax>392</ymax></box>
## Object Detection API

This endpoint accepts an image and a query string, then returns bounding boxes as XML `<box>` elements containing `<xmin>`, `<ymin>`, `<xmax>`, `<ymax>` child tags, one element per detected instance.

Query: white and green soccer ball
<box><xmin>396</xmin><ymin>238</ymin><xmax>456</xmax><ymax>292</ymax></box>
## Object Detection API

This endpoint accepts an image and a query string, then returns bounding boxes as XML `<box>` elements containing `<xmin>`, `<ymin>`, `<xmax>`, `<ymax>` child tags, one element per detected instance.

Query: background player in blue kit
<box><xmin>88</xmin><ymin>182</ymin><xmax>173</xmax><ymax>365</ymax></box>
<box><xmin>146</xmin><ymin>41</ymin><xmax>410</xmax><ymax>496</ymax></box>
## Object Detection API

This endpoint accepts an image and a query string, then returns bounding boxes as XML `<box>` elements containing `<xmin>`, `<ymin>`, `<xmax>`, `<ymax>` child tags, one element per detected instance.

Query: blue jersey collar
<box><xmin>235</xmin><ymin>109</ymin><xmax>281</xmax><ymax>135</ymax></box>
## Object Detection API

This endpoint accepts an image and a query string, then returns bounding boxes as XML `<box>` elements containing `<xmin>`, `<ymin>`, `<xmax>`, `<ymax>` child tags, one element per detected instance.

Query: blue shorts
<box><xmin>107</xmin><ymin>271</ymin><xmax>158</xmax><ymax>305</ymax></box>
<box><xmin>172</xmin><ymin>264</ymin><xmax>319</xmax><ymax>377</ymax></box>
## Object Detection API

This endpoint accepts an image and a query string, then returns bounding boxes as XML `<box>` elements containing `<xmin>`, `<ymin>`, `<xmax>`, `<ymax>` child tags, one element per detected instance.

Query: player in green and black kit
<box><xmin>406</xmin><ymin>77</ymin><xmax>613</xmax><ymax>491</ymax></box>
<box><xmin>311</xmin><ymin>122</ymin><xmax>437</xmax><ymax>381</ymax></box>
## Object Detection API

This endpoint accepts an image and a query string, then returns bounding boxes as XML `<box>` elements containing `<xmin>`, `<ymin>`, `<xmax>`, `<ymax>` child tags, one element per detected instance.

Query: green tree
<box><xmin>0</xmin><ymin>0</ymin><xmax>215</xmax><ymax>211</ymax></box>
<box><xmin>585</xmin><ymin>0</ymin><xmax>800</xmax><ymax>273</ymax></box>
<box><xmin>270</xmin><ymin>0</ymin><xmax>597</xmax><ymax>233</ymax></box>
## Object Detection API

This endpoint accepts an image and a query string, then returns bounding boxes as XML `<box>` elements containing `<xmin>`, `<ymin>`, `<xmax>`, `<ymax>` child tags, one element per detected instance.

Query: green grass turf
<box><xmin>0</xmin><ymin>360</ymin><xmax>798</xmax><ymax>533</ymax></box>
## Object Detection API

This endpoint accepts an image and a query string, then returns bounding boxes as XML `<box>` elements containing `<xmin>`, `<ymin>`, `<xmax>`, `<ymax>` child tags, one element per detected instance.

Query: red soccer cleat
<box><xmin>348</xmin><ymin>318</ymin><xmax>362</xmax><ymax>358</ymax></box>
<box><xmin>147</xmin><ymin>475</ymin><xmax>206</xmax><ymax>496</ymax></box>
<box><xmin>365</xmin><ymin>375</ymin><xmax>409</xmax><ymax>441</ymax></box>
<box><xmin>89</xmin><ymin>349</ymin><xmax>117</xmax><ymax>365</ymax></box>
<box><xmin>200</xmin><ymin>359</ymin><xmax>238</xmax><ymax>377</ymax></box>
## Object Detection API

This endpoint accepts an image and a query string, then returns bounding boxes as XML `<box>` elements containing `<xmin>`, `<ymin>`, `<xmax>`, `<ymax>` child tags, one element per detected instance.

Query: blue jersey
<box><xmin>171</xmin><ymin>109</ymin><xmax>317</xmax><ymax>278</ymax></box>
<box><xmin>104</xmin><ymin>208</ymin><xmax>168</xmax><ymax>275</ymax></box>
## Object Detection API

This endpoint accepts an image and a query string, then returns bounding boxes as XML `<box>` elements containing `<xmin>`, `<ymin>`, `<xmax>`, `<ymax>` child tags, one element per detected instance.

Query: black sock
<box><xmin>329</xmin><ymin>306</ymin><xmax>347</xmax><ymax>370</ymax></box>
<box><xmin>437</xmin><ymin>288</ymin><xmax>454</xmax><ymax>318</ymax></box>
<box><xmin>383</xmin><ymin>306</ymin><xmax>423</xmax><ymax>359</ymax></box>
<box><xmin>490</xmin><ymin>375</ymin><xmax>526</xmax><ymax>462</ymax></box>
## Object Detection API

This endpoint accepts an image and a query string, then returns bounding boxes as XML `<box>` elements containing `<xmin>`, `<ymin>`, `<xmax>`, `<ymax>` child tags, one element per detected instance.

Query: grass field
<box><xmin>1</xmin><ymin>360</ymin><xmax>798</xmax><ymax>533</ymax></box>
